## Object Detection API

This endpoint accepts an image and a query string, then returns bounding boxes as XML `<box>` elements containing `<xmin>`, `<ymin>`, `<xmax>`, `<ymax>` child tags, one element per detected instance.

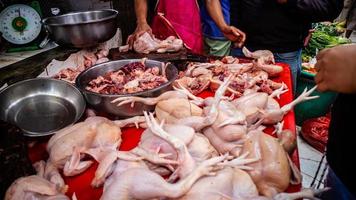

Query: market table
<box><xmin>27</xmin><ymin>63</ymin><xmax>301</xmax><ymax>200</ymax></box>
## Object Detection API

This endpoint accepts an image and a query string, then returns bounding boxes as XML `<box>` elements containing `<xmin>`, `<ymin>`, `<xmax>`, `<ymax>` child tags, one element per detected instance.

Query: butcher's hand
<box><xmin>221</xmin><ymin>25</ymin><xmax>246</xmax><ymax>48</ymax></box>
<box><xmin>315</xmin><ymin>44</ymin><xmax>356</xmax><ymax>93</ymax></box>
<box><xmin>127</xmin><ymin>22</ymin><xmax>152</xmax><ymax>46</ymax></box>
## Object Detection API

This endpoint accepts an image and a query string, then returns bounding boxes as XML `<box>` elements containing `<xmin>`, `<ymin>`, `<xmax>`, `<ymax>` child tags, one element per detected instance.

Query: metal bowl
<box><xmin>42</xmin><ymin>9</ymin><xmax>118</xmax><ymax>48</ymax></box>
<box><xmin>0</xmin><ymin>78</ymin><xmax>86</xmax><ymax>137</ymax></box>
<box><xmin>75</xmin><ymin>59</ymin><xmax>178</xmax><ymax>118</ymax></box>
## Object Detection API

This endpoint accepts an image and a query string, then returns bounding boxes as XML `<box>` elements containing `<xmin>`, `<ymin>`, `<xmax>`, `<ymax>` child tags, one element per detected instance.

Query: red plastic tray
<box><xmin>28</xmin><ymin>63</ymin><xmax>301</xmax><ymax>199</ymax></box>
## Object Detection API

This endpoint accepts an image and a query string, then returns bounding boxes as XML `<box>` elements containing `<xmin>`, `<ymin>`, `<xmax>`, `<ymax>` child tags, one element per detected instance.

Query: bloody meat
<box><xmin>86</xmin><ymin>62</ymin><xmax>168</xmax><ymax>95</ymax></box>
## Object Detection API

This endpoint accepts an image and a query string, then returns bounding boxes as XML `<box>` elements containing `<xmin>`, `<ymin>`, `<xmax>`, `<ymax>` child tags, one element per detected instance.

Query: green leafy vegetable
<box><xmin>303</xmin><ymin>21</ymin><xmax>351</xmax><ymax>61</ymax></box>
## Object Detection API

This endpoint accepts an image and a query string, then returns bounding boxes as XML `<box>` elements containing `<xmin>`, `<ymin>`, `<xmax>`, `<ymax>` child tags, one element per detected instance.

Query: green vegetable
<box><xmin>302</xmin><ymin>22</ymin><xmax>351</xmax><ymax>62</ymax></box>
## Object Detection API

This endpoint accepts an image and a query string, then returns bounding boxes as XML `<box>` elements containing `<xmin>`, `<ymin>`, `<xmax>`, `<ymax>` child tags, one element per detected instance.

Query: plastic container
<box><xmin>295</xmin><ymin>71</ymin><xmax>337</xmax><ymax>125</ymax></box>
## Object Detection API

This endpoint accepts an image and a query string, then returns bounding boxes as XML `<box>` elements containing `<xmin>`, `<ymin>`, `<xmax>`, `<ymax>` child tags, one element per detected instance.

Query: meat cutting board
<box><xmin>27</xmin><ymin>63</ymin><xmax>301</xmax><ymax>200</ymax></box>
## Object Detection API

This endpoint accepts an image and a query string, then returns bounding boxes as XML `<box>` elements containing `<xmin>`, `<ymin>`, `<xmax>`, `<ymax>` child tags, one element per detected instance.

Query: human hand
<box><xmin>221</xmin><ymin>25</ymin><xmax>246</xmax><ymax>48</ymax></box>
<box><xmin>314</xmin><ymin>44</ymin><xmax>356</xmax><ymax>93</ymax></box>
<box><xmin>127</xmin><ymin>22</ymin><xmax>152</xmax><ymax>46</ymax></box>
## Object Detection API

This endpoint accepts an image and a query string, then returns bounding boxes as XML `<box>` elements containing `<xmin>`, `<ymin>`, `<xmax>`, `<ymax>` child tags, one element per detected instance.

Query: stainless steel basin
<box><xmin>42</xmin><ymin>9</ymin><xmax>118</xmax><ymax>48</ymax></box>
<box><xmin>0</xmin><ymin>78</ymin><xmax>85</xmax><ymax>136</ymax></box>
<box><xmin>75</xmin><ymin>59</ymin><xmax>178</xmax><ymax>118</ymax></box>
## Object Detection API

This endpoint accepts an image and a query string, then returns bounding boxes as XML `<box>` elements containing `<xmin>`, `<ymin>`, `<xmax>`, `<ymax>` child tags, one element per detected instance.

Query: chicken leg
<box><xmin>101</xmin><ymin>155</ymin><xmax>227</xmax><ymax>200</ymax></box>
<box><xmin>112</xmin><ymin>90</ymin><xmax>187</xmax><ymax>107</ymax></box>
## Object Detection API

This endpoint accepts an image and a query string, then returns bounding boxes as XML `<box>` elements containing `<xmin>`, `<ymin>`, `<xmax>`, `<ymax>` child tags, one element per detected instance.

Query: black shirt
<box><xmin>327</xmin><ymin>94</ymin><xmax>356</xmax><ymax>196</ymax></box>
<box><xmin>230</xmin><ymin>0</ymin><xmax>343</xmax><ymax>53</ymax></box>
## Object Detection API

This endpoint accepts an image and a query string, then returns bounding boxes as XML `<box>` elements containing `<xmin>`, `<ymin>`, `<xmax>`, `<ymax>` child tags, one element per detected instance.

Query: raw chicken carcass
<box><xmin>5</xmin><ymin>176</ymin><xmax>69</xmax><ymax>200</ymax></box>
<box><xmin>46</xmin><ymin>116</ymin><xmax>146</xmax><ymax>184</ymax></box>
<box><xmin>157</xmin><ymin>36</ymin><xmax>184</xmax><ymax>53</ymax></box>
<box><xmin>173</xmin><ymin>74</ymin><xmax>237</xmax><ymax>132</ymax></box>
<box><xmin>133</xmin><ymin>32</ymin><xmax>160</xmax><ymax>54</ymax></box>
<box><xmin>131</xmin><ymin>111</ymin><xmax>218</xmax><ymax>176</ymax></box>
<box><xmin>121</xmin><ymin>32</ymin><xmax>184</xmax><ymax>54</ymax></box>
<box><xmin>131</xmin><ymin>123</ymin><xmax>196</xmax><ymax>176</ymax></box>
<box><xmin>254</xmin><ymin>60</ymin><xmax>284</xmax><ymax>77</ymax></box>
<box><xmin>156</xmin><ymin>98</ymin><xmax>203</xmax><ymax>124</ymax></box>
<box><xmin>242</xmin><ymin>47</ymin><xmax>283</xmax><ymax>77</ymax></box>
<box><xmin>240</xmin><ymin>130</ymin><xmax>302</xmax><ymax>197</ymax></box>
<box><xmin>33</xmin><ymin>161</ymin><xmax>67</xmax><ymax>193</ymax></box>
<box><xmin>242</xmin><ymin>47</ymin><xmax>274</xmax><ymax>64</ymax></box>
<box><xmin>175</xmin><ymin>63</ymin><xmax>215</xmax><ymax>95</ymax></box>
<box><xmin>260</xmin><ymin>86</ymin><xmax>318</xmax><ymax>124</ymax></box>
<box><xmin>202</xmin><ymin>99</ymin><xmax>248</xmax><ymax>156</ymax></box>
<box><xmin>232</xmin><ymin>86</ymin><xmax>317</xmax><ymax>125</ymax></box>
<box><xmin>175</xmin><ymin>167</ymin><xmax>259</xmax><ymax>200</ymax></box>
<box><xmin>187</xmin><ymin>133</ymin><xmax>219</xmax><ymax>162</ymax></box>
<box><xmin>112</xmin><ymin>90</ymin><xmax>203</xmax><ymax>124</ymax></box>
<box><xmin>143</xmin><ymin>111</ymin><xmax>200</xmax><ymax>178</ymax></box>
<box><xmin>100</xmin><ymin>154</ymin><xmax>227</xmax><ymax>200</ymax></box>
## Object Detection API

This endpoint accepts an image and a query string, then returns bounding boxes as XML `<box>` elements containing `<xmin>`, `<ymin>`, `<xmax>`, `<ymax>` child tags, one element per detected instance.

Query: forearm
<box><xmin>205</xmin><ymin>0</ymin><xmax>228</xmax><ymax>31</ymax></box>
<box><xmin>135</xmin><ymin>0</ymin><xmax>148</xmax><ymax>25</ymax></box>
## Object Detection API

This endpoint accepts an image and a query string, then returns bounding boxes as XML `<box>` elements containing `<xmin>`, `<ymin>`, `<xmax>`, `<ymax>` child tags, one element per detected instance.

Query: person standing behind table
<box><xmin>314</xmin><ymin>44</ymin><xmax>356</xmax><ymax>200</ymax></box>
<box><xmin>200</xmin><ymin>0</ymin><xmax>246</xmax><ymax>56</ymax></box>
<box><xmin>344</xmin><ymin>0</ymin><xmax>356</xmax><ymax>38</ymax></box>
<box><xmin>336</xmin><ymin>0</ymin><xmax>356</xmax><ymax>38</ymax></box>
<box><xmin>207</xmin><ymin>0</ymin><xmax>343</xmax><ymax>94</ymax></box>
<box><xmin>128</xmin><ymin>0</ymin><xmax>204</xmax><ymax>54</ymax></box>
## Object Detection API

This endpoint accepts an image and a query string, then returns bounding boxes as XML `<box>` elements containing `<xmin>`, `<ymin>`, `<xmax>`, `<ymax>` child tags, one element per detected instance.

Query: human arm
<box><xmin>205</xmin><ymin>0</ymin><xmax>246</xmax><ymax>47</ymax></box>
<box><xmin>276</xmin><ymin>0</ymin><xmax>344</xmax><ymax>23</ymax></box>
<box><xmin>127</xmin><ymin>0</ymin><xmax>152</xmax><ymax>45</ymax></box>
<box><xmin>314</xmin><ymin>44</ymin><xmax>356</xmax><ymax>93</ymax></box>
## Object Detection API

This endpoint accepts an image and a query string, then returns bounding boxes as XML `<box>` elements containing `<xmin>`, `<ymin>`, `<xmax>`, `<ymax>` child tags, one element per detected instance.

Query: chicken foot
<box><xmin>131</xmin><ymin>146</ymin><xmax>179</xmax><ymax>165</ymax></box>
<box><xmin>261</xmin><ymin>86</ymin><xmax>319</xmax><ymax>124</ymax></box>
<box><xmin>144</xmin><ymin>112</ymin><xmax>196</xmax><ymax>177</ymax></box>
<box><xmin>63</xmin><ymin>146</ymin><xmax>94</xmax><ymax>176</ymax></box>
<box><xmin>281</xmin><ymin>86</ymin><xmax>318</xmax><ymax>113</ymax></box>
<box><xmin>112</xmin><ymin>90</ymin><xmax>187</xmax><ymax>107</ymax></box>
<box><xmin>219</xmin><ymin>151</ymin><xmax>260</xmax><ymax>170</ymax></box>
<box><xmin>113</xmin><ymin>116</ymin><xmax>147</xmax><ymax>129</ymax></box>
<box><xmin>269</xmin><ymin>83</ymin><xmax>288</xmax><ymax>99</ymax></box>
<box><xmin>175</xmin><ymin>74</ymin><xmax>235</xmax><ymax>131</ymax></box>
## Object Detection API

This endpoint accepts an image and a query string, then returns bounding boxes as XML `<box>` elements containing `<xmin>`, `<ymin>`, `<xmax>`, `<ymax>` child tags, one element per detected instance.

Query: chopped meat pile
<box><xmin>174</xmin><ymin>53</ymin><xmax>284</xmax><ymax>96</ymax></box>
<box><xmin>53</xmin><ymin>49</ymin><xmax>110</xmax><ymax>83</ymax></box>
<box><xmin>86</xmin><ymin>62</ymin><xmax>168</xmax><ymax>94</ymax></box>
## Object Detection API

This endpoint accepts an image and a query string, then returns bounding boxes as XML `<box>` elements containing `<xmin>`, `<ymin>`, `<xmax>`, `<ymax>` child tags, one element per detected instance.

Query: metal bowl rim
<box><xmin>75</xmin><ymin>59</ymin><xmax>178</xmax><ymax>98</ymax></box>
<box><xmin>42</xmin><ymin>9</ymin><xmax>118</xmax><ymax>26</ymax></box>
<box><xmin>0</xmin><ymin>77</ymin><xmax>86</xmax><ymax>136</ymax></box>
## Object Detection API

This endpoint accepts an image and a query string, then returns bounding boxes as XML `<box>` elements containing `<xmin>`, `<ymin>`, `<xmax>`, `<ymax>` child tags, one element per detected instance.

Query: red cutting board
<box><xmin>28</xmin><ymin>63</ymin><xmax>301</xmax><ymax>200</ymax></box>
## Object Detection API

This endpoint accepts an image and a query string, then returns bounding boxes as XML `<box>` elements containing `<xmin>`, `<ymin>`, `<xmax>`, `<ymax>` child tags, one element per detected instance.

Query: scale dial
<box><xmin>0</xmin><ymin>4</ymin><xmax>42</xmax><ymax>45</ymax></box>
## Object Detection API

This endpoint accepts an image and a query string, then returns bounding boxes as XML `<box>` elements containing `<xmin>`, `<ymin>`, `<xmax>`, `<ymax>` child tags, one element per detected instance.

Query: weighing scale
<box><xmin>0</xmin><ymin>1</ymin><xmax>46</xmax><ymax>52</ymax></box>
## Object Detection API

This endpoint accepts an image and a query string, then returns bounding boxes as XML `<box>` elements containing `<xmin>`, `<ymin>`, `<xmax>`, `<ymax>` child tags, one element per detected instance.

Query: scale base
<box><xmin>6</xmin><ymin>44</ymin><xmax>40</xmax><ymax>53</ymax></box>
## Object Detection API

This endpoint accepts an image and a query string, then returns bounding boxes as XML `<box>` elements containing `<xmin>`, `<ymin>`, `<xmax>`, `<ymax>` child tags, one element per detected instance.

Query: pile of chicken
<box><xmin>176</xmin><ymin>47</ymin><xmax>285</xmax><ymax>96</ymax></box>
<box><xmin>6</xmin><ymin>50</ymin><xmax>325</xmax><ymax>200</ymax></box>
<box><xmin>86</xmin><ymin>60</ymin><xmax>168</xmax><ymax>94</ymax></box>
<box><xmin>48</xmin><ymin>30</ymin><xmax>122</xmax><ymax>83</ymax></box>
<box><xmin>119</xmin><ymin>32</ymin><xmax>184</xmax><ymax>54</ymax></box>
<box><xmin>53</xmin><ymin>48</ymin><xmax>110</xmax><ymax>83</ymax></box>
